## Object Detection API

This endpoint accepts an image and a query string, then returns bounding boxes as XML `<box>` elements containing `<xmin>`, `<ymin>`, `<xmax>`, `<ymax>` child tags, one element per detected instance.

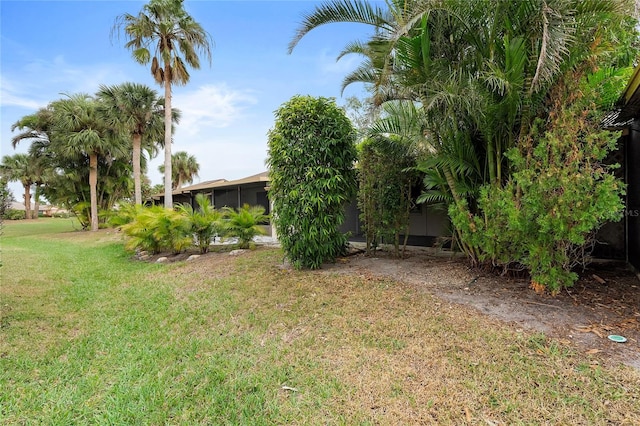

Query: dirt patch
<box><xmin>323</xmin><ymin>246</ymin><xmax>640</xmax><ymax>370</ymax></box>
<box><xmin>134</xmin><ymin>242</ymin><xmax>640</xmax><ymax>369</ymax></box>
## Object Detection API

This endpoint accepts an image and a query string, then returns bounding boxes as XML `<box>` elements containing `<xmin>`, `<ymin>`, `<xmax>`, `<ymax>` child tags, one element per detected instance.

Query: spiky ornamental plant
<box><xmin>222</xmin><ymin>204</ymin><xmax>268</xmax><ymax>249</ymax></box>
<box><xmin>267</xmin><ymin>95</ymin><xmax>357</xmax><ymax>269</ymax></box>
<box><xmin>125</xmin><ymin>205</ymin><xmax>192</xmax><ymax>254</ymax></box>
<box><xmin>177</xmin><ymin>193</ymin><xmax>223</xmax><ymax>253</ymax></box>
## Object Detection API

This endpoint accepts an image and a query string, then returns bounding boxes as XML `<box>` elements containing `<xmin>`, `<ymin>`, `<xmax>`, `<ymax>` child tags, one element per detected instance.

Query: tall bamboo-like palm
<box><xmin>51</xmin><ymin>94</ymin><xmax>129</xmax><ymax>231</ymax></box>
<box><xmin>158</xmin><ymin>150</ymin><xmax>199</xmax><ymax>189</ymax></box>
<box><xmin>0</xmin><ymin>153</ymin><xmax>37</xmax><ymax>219</ymax></box>
<box><xmin>114</xmin><ymin>0</ymin><xmax>213</xmax><ymax>209</ymax></box>
<box><xmin>290</xmin><ymin>0</ymin><xmax>633</xmax><ymax>188</ymax></box>
<box><xmin>98</xmin><ymin>82</ymin><xmax>176</xmax><ymax>205</ymax></box>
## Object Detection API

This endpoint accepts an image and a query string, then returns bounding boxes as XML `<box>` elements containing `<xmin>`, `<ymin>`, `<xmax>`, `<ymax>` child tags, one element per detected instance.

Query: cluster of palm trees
<box><xmin>290</xmin><ymin>0</ymin><xmax>638</xmax><ymax>289</ymax></box>
<box><xmin>290</xmin><ymin>0</ymin><xmax>637</xmax><ymax>205</ymax></box>
<box><xmin>1</xmin><ymin>0</ymin><xmax>212</xmax><ymax>230</ymax></box>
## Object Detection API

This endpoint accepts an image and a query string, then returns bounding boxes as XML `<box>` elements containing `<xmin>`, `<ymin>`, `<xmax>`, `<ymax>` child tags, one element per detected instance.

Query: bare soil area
<box><xmin>140</xmin><ymin>242</ymin><xmax>640</xmax><ymax>370</ymax></box>
<box><xmin>324</xmin><ymin>246</ymin><xmax>640</xmax><ymax>370</ymax></box>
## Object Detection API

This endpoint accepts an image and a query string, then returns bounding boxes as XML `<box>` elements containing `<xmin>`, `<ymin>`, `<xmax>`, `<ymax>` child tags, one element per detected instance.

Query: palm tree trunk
<box><xmin>23</xmin><ymin>184</ymin><xmax>31</xmax><ymax>220</ymax></box>
<box><xmin>89</xmin><ymin>153</ymin><xmax>99</xmax><ymax>231</ymax></box>
<box><xmin>163</xmin><ymin>65</ymin><xmax>173</xmax><ymax>210</ymax></box>
<box><xmin>133</xmin><ymin>134</ymin><xmax>143</xmax><ymax>205</ymax></box>
<box><xmin>33</xmin><ymin>185</ymin><xmax>40</xmax><ymax>219</ymax></box>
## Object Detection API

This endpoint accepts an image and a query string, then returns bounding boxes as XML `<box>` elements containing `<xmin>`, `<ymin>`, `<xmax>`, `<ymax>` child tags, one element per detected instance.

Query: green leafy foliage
<box><xmin>222</xmin><ymin>204</ymin><xmax>268</xmax><ymax>249</ymax></box>
<box><xmin>267</xmin><ymin>95</ymin><xmax>357</xmax><ymax>269</ymax></box>
<box><xmin>107</xmin><ymin>202</ymin><xmax>141</xmax><ymax>228</ymax></box>
<box><xmin>0</xmin><ymin>180</ymin><xmax>13</xmax><ymax>267</ymax></box>
<box><xmin>0</xmin><ymin>181</ymin><xmax>14</xmax><ymax>221</ymax></box>
<box><xmin>4</xmin><ymin>209</ymin><xmax>25</xmax><ymax>221</ymax></box>
<box><xmin>117</xmin><ymin>199</ymin><xmax>270</xmax><ymax>254</ymax></box>
<box><xmin>358</xmin><ymin>136</ymin><xmax>419</xmax><ymax>256</ymax></box>
<box><xmin>178</xmin><ymin>194</ymin><xmax>224</xmax><ymax>253</ymax></box>
<box><xmin>121</xmin><ymin>205</ymin><xmax>191</xmax><ymax>254</ymax></box>
<box><xmin>451</xmin><ymin>74</ymin><xmax>626</xmax><ymax>294</ymax></box>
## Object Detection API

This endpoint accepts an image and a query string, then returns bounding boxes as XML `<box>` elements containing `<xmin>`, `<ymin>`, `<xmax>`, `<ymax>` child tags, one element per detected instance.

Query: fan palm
<box><xmin>97</xmin><ymin>82</ymin><xmax>178</xmax><ymax>205</ymax></box>
<box><xmin>114</xmin><ymin>0</ymin><xmax>213</xmax><ymax>209</ymax></box>
<box><xmin>10</xmin><ymin>107</ymin><xmax>57</xmax><ymax>219</ymax></box>
<box><xmin>0</xmin><ymin>154</ymin><xmax>37</xmax><ymax>219</ymax></box>
<box><xmin>50</xmin><ymin>93</ymin><xmax>129</xmax><ymax>231</ymax></box>
<box><xmin>159</xmin><ymin>150</ymin><xmax>199</xmax><ymax>189</ymax></box>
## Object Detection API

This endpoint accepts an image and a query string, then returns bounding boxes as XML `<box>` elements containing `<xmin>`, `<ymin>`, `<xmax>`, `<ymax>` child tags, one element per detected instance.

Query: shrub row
<box><xmin>111</xmin><ymin>194</ymin><xmax>268</xmax><ymax>255</ymax></box>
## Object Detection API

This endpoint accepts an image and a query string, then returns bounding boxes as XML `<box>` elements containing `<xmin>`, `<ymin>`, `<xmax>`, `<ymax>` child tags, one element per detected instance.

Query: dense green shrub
<box><xmin>108</xmin><ymin>203</ymin><xmax>141</xmax><ymax>228</ymax></box>
<box><xmin>267</xmin><ymin>95</ymin><xmax>357</xmax><ymax>269</ymax></box>
<box><xmin>451</xmin><ymin>77</ymin><xmax>625</xmax><ymax>294</ymax></box>
<box><xmin>222</xmin><ymin>204</ymin><xmax>268</xmax><ymax>249</ymax></box>
<box><xmin>4</xmin><ymin>209</ymin><xmax>25</xmax><ymax>220</ymax></box>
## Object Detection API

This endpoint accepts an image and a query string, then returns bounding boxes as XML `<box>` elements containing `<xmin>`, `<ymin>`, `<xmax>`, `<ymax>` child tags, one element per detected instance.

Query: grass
<box><xmin>2</xmin><ymin>218</ymin><xmax>639</xmax><ymax>424</ymax></box>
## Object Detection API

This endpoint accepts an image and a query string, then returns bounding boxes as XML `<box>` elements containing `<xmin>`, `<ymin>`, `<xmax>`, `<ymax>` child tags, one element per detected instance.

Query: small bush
<box><xmin>222</xmin><ymin>204</ymin><xmax>268</xmax><ymax>249</ymax></box>
<box><xmin>451</xmin><ymin>105</ymin><xmax>624</xmax><ymax>294</ymax></box>
<box><xmin>177</xmin><ymin>194</ymin><xmax>224</xmax><ymax>253</ymax></box>
<box><xmin>5</xmin><ymin>209</ymin><xmax>26</xmax><ymax>220</ymax></box>
<box><xmin>121</xmin><ymin>205</ymin><xmax>192</xmax><ymax>254</ymax></box>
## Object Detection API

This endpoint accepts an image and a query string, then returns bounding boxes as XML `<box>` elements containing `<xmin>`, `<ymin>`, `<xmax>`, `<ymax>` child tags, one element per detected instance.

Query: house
<box><xmin>9</xmin><ymin>201</ymin><xmax>66</xmax><ymax>217</ymax></box>
<box><xmin>152</xmin><ymin>171</ymin><xmax>450</xmax><ymax>245</ymax></box>
<box><xmin>601</xmin><ymin>66</ymin><xmax>640</xmax><ymax>272</ymax></box>
<box><xmin>152</xmin><ymin>172</ymin><xmax>273</xmax><ymax>235</ymax></box>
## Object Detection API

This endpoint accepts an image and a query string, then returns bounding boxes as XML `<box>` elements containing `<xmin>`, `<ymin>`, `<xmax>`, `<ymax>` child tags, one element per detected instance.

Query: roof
<box><xmin>9</xmin><ymin>202</ymin><xmax>60</xmax><ymax>211</ymax></box>
<box><xmin>216</xmin><ymin>171</ymin><xmax>270</xmax><ymax>188</ymax></box>
<box><xmin>152</xmin><ymin>171</ymin><xmax>270</xmax><ymax>199</ymax></box>
<box><xmin>602</xmin><ymin>65</ymin><xmax>640</xmax><ymax>130</ymax></box>
<box><xmin>173</xmin><ymin>178</ymin><xmax>227</xmax><ymax>195</ymax></box>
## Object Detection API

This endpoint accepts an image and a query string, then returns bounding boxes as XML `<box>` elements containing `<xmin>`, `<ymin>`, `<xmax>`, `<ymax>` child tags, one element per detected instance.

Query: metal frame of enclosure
<box><xmin>151</xmin><ymin>171</ymin><xmax>451</xmax><ymax>246</ymax></box>
<box><xmin>602</xmin><ymin>65</ymin><xmax>640</xmax><ymax>272</ymax></box>
<box><xmin>151</xmin><ymin>172</ymin><xmax>272</xmax><ymax>235</ymax></box>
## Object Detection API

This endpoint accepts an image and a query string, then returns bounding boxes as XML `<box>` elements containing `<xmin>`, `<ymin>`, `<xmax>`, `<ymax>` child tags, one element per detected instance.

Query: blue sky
<box><xmin>1</xmin><ymin>0</ymin><xmax>374</xmax><ymax>197</ymax></box>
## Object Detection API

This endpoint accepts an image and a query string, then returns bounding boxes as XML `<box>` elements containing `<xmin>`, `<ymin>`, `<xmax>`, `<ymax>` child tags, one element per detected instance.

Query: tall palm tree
<box><xmin>51</xmin><ymin>94</ymin><xmax>129</xmax><ymax>231</ymax></box>
<box><xmin>97</xmin><ymin>82</ymin><xmax>179</xmax><ymax>205</ymax></box>
<box><xmin>0</xmin><ymin>153</ymin><xmax>37</xmax><ymax>219</ymax></box>
<box><xmin>159</xmin><ymin>150</ymin><xmax>199</xmax><ymax>189</ymax></box>
<box><xmin>10</xmin><ymin>107</ymin><xmax>56</xmax><ymax>219</ymax></box>
<box><xmin>113</xmin><ymin>0</ymin><xmax>213</xmax><ymax>209</ymax></box>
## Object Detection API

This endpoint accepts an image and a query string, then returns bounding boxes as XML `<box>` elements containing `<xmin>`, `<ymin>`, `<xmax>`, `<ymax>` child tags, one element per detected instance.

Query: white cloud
<box><xmin>0</xmin><ymin>77</ymin><xmax>47</xmax><ymax>110</ymax></box>
<box><xmin>172</xmin><ymin>84</ymin><xmax>258</xmax><ymax>136</ymax></box>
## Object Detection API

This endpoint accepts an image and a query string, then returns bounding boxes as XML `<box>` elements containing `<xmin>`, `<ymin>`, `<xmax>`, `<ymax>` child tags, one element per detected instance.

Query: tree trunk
<box><xmin>33</xmin><ymin>185</ymin><xmax>40</xmax><ymax>219</ymax></box>
<box><xmin>163</xmin><ymin>65</ymin><xmax>173</xmax><ymax>209</ymax></box>
<box><xmin>133</xmin><ymin>134</ymin><xmax>143</xmax><ymax>205</ymax></box>
<box><xmin>23</xmin><ymin>184</ymin><xmax>31</xmax><ymax>220</ymax></box>
<box><xmin>89</xmin><ymin>153</ymin><xmax>99</xmax><ymax>231</ymax></box>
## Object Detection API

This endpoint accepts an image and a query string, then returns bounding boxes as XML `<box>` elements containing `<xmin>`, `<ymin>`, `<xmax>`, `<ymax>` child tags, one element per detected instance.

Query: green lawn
<box><xmin>1</xmin><ymin>219</ymin><xmax>639</xmax><ymax>424</ymax></box>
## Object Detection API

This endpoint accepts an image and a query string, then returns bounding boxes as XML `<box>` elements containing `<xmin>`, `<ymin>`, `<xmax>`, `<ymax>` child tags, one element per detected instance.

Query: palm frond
<box><xmin>288</xmin><ymin>0</ymin><xmax>391</xmax><ymax>54</ymax></box>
